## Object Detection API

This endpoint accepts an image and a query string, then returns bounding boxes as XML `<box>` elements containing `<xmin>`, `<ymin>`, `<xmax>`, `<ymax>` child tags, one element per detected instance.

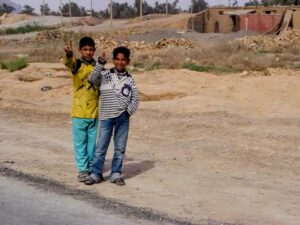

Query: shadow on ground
<box><xmin>103</xmin><ymin>159</ymin><xmax>155</xmax><ymax>180</ymax></box>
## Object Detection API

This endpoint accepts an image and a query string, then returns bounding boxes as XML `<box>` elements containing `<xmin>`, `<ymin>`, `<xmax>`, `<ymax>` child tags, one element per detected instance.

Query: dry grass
<box><xmin>1</xmin><ymin>36</ymin><xmax>300</xmax><ymax>73</ymax></box>
<box><xmin>130</xmin><ymin>42</ymin><xmax>300</xmax><ymax>73</ymax></box>
<box><xmin>28</xmin><ymin>47</ymin><xmax>63</xmax><ymax>63</ymax></box>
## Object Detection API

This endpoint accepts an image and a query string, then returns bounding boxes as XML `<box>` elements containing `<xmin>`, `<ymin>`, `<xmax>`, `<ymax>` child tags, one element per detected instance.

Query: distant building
<box><xmin>187</xmin><ymin>6</ymin><xmax>300</xmax><ymax>34</ymax></box>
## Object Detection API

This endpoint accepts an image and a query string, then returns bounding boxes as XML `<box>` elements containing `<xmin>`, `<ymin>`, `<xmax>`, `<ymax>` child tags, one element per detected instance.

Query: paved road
<box><xmin>0</xmin><ymin>176</ymin><xmax>165</xmax><ymax>225</ymax></box>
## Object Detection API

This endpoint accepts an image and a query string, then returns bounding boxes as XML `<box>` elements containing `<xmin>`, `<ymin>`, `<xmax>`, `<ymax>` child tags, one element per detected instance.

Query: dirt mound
<box><xmin>72</xmin><ymin>16</ymin><xmax>103</xmax><ymax>26</ymax></box>
<box><xmin>81</xmin><ymin>16</ymin><xmax>103</xmax><ymax>26</ymax></box>
<box><xmin>126</xmin><ymin>14</ymin><xmax>190</xmax><ymax>30</ymax></box>
<box><xmin>130</xmin><ymin>14</ymin><xmax>168</xmax><ymax>22</ymax></box>
<box><xmin>129</xmin><ymin>29</ymin><xmax>184</xmax><ymax>43</ymax></box>
<box><xmin>234</xmin><ymin>29</ymin><xmax>300</xmax><ymax>51</ymax></box>
<box><xmin>0</xmin><ymin>13</ymin><xmax>33</xmax><ymax>25</ymax></box>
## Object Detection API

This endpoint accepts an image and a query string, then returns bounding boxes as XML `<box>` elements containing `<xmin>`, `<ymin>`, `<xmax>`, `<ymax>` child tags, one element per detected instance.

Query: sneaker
<box><xmin>84</xmin><ymin>174</ymin><xmax>103</xmax><ymax>185</ymax></box>
<box><xmin>77</xmin><ymin>171</ymin><xmax>89</xmax><ymax>182</ymax></box>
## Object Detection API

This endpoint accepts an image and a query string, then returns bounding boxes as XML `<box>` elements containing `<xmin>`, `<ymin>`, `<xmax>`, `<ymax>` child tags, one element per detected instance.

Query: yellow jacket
<box><xmin>64</xmin><ymin>56</ymin><xmax>99</xmax><ymax>119</ymax></box>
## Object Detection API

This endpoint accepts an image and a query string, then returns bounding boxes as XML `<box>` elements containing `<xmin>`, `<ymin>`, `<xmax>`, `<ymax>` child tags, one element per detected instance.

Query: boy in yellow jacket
<box><xmin>63</xmin><ymin>37</ymin><xmax>100</xmax><ymax>182</ymax></box>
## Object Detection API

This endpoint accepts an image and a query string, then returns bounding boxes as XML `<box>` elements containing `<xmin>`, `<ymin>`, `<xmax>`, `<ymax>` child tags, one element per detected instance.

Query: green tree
<box><xmin>232</xmin><ymin>0</ymin><xmax>238</xmax><ymax>7</ymax></box>
<box><xmin>190</xmin><ymin>0</ymin><xmax>208</xmax><ymax>13</ymax></box>
<box><xmin>99</xmin><ymin>9</ymin><xmax>109</xmax><ymax>18</ymax></box>
<box><xmin>152</xmin><ymin>0</ymin><xmax>180</xmax><ymax>14</ymax></box>
<box><xmin>40</xmin><ymin>3</ymin><xmax>50</xmax><ymax>15</ymax></box>
<box><xmin>50</xmin><ymin>10</ymin><xmax>60</xmax><ymax>16</ymax></box>
<box><xmin>111</xmin><ymin>2</ymin><xmax>136</xmax><ymax>18</ymax></box>
<box><xmin>61</xmin><ymin>2</ymin><xmax>83</xmax><ymax>17</ymax></box>
<box><xmin>21</xmin><ymin>5</ymin><xmax>35</xmax><ymax>15</ymax></box>
<box><xmin>80</xmin><ymin>6</ymin><xmax>88</xmax><ymax>16</ymax></box>
<box><xmin>0</xmin><ymin>3</ymin><xmax>15</xmax><ymax>15</ymax></box>
<box><xmin>245</xmin><ymin>0</ymin><xmax>296</xmax><ymax>6</ymax></box>
<box><xmin>244</xmin><ymin>0</ymin><xmax>261</xmax><ymax>6</ymax></box>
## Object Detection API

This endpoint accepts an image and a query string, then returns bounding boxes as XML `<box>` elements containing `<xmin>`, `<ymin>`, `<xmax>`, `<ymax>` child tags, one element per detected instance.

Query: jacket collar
<box><xmin>80</xmin><ymin>57</ymin><xmax>96</xmax><ymax>66</ymax></box>
<box><xmin>110</xmin><ymin>68</ymin><xmax>131</xmax><ymax>77</ymax></box>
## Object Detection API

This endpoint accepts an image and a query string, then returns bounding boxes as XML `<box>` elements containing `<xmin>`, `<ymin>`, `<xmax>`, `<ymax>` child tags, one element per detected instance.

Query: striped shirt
<box><xmin>89</xmin><ymin>62</ymin><xmax>139</xmax><ymax>120</ymax></box>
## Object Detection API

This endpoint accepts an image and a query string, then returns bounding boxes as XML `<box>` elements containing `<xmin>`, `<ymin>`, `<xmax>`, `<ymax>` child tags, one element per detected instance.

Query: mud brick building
<box><xmin>187</xmin><ymin>6</ymin><xmax>300</xmax><ymax>33</ymax></box>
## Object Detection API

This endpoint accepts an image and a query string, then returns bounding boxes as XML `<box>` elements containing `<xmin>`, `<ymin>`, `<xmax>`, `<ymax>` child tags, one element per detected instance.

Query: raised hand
<box><xmin>64</xmin><ymin>40</ymin><xmax>73</xmax><ymax>56</ymax></box>
<box><xmin>98</xmin><ymin>52</ymin><xmax>107</xmax><ymax>64</ymax></box>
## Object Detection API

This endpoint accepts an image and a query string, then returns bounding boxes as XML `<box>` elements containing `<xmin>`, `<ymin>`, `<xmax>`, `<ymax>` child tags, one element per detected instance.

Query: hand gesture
<box><xmin>64</xmin><ymin>40</ymin><xmax>73</xmax><ymax>56</ymax></box>
<box><xmin>98</xmin><ymin>52</ymin><xmax>107</xmax><ymax>65</ymax></box>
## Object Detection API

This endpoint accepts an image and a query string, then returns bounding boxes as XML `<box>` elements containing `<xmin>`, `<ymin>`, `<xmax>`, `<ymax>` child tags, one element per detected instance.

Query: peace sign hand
<box><xmin>98</xmin><ymin>52</ymin><xmax>107</xmax><ymax>65</ymax></box>
<box><xmin>64</xmin><ymin>40</ymin><xmax>73</xmax><ymax>56</ymax></box>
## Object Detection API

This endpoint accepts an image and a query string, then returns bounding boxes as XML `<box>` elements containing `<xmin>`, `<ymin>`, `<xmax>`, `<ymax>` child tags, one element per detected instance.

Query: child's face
<box><xmin>78</xmin><ymin>45</ymin><xmax>95</xmax><ymax>61</ymax></box>
<box><xmin>113</xmin><ymin>53</ymin><xmax>130</xmax><ymax>72</ymax></box>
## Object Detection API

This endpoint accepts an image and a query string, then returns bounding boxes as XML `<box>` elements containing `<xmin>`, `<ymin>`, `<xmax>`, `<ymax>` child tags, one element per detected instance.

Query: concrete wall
<box><xmin>205</xmin><ymin>9</ymin><xmax>233</xmax><ymax>33</ymax></box>
<box><xmin>293</xmin><ymin>11</ymin><xmax>300</xmax><ymax>29</ymax></box>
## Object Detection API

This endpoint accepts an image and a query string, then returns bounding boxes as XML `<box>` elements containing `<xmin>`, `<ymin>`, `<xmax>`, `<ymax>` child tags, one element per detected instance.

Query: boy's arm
<box><xmin>63</xmin><ymin>54</ymin><xmax>77</xmax><ymax>71</ymax></box>
<box><xmin>127</xmin><ymin>79</ymin><xmax>139</xmax><ymax>116</ymax></box>
<box><xmin>89</xmin><ymin>56</ymin><xmax>107</xmax><ymax>87</ymax></box>
<box><xmin>63</xmin><ymin>40</ymin><xmax>77</xmax><ymax>71</ymax></box>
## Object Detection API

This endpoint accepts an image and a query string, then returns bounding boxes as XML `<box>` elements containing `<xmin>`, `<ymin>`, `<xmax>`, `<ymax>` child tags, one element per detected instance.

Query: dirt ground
<box><xmin>0</xmin><ymin>12</ymin><xmax>300</xmax><ymax>225</ymax></box>
<box><xmin>0</xmin><ymin>62</ymin><xmax>300</xmax><ymax>225</ymax></box>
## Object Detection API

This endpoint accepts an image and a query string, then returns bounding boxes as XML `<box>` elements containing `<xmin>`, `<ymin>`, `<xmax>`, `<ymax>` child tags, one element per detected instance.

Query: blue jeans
<box><xmin>91</xmin><ymin>111</ymin><xmax>129</xmax><ymax>179</ymax></box>
<box><xmin>72</xmin><ymin>118</ymin><xmax>98</xmax><ymax>173</ymax></box>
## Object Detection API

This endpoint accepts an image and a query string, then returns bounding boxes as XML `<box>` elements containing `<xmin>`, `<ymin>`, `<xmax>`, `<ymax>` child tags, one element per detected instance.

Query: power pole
<box><xmin>166</xmin><ymin>0</ymin><xmax>168</xmax><ymax>15</ymax></box>
<box><xmin>140</xmin><ymin>0</ymin><xmax>143</xmax><ymax>18</ymax></box>
<box><xmin>90</xmin><ymin>0</ymin><xmax>93</xmax><ymax>17</ymax></box>
<box><xmin>69</xmin><ymin>0</ymin><xmax>72</xmax><ymax>28</ymax></box>
<box><xmin>42</xmin><ymin>0</ymin><xmax>45</xmax><ymax>15</ymax></box>
<box><xmin>60</xmin><ymin>0</ymin><xmax>63</xmax><ymax>30</ymax></box>
<box><xmin>110</xmin><ymin>0</ymin><xmax>113</xmax><ymax>27</ymax></box>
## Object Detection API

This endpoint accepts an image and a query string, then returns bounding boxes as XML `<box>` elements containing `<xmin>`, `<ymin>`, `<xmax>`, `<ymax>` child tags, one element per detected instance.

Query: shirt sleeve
<box><xmin>127</xmin><ymin>78</ymin><xmax>139</xmax><ymax>116</ymax></box>
<box><xmin>89</xmin><ymin>62</ymin><xmax>106</xmax><ymax>87</ymax></box>
<box><xmin>63</xmin><ymin>55</ymin><xmax>77</xmax><ymax>72</ymax></box>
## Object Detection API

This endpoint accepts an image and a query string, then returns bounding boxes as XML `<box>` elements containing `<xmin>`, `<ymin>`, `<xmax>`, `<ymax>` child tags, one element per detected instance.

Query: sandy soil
<box><xmin>0</xmin><ymin>63</ymin><xmax>300</xmax><ymax>225</ymax></box>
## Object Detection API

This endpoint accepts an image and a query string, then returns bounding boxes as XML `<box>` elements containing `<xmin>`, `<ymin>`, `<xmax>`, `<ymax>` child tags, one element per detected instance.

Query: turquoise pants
<box><xmin>72</xmin><ymin>118</ymin><xmax>98</xmax><ymax>173</ymax></box>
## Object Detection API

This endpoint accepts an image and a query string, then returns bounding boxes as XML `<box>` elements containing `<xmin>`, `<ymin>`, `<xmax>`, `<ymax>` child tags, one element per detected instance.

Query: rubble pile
<box><xmin>95</xmin><ymin>36</ymin><xmax>152</xmax><ymax>52</ymax></box>
<box><xmin>234</xmin><ymin>29</ymin><xmax>300</xmax><ymax>51</ymax></box>
<box><xmin>36</xmin><ymin>30</ymin><xmax>62</xmax><ymax>40</ymax></box>
<box><xmin>95</xmin><ymin>36</ymin><xmax>118</xmax><ymax>50</ymax></box>
<box><xmin>155</xmin><ymin>38</ymin><xmax>200</xmax><ymax>49</ymax></box>
<box><xmin>94</xmin><ymin>36</ymin><xmax>200</xmax><ymax>53</ymax></box>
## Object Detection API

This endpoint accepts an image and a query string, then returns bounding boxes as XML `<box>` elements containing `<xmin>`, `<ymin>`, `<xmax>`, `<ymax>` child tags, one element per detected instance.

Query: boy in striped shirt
<box><xmin>85</xmin><ymin>47</ymin><xmax>139</xmax><ymax>186</ymax></box>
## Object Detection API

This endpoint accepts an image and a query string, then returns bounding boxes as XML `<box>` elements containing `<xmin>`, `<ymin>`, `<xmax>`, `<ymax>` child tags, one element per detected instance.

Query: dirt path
<box><xmin>0</xmin><ymin>65</ymin><xmax>300</xmax><ymax>225</ymax></box>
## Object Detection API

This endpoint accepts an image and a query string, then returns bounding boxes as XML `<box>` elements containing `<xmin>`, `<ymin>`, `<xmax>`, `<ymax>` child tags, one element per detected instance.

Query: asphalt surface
<box><xmin>0</xmin><ymin>176</ymin><xmax>164</xmax><ymax>225</ymax></box>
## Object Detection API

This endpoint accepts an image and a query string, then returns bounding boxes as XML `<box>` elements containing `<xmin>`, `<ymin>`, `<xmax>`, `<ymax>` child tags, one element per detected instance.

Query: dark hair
<box><xmin>79</xmin><ymin>37</ymin><xmax>95</xmax><ymax>49</ymax></box>
<box><xmin>113</xmin><ymin>46</ymin><xmax>131</xmax><ymax>60</ymax></box>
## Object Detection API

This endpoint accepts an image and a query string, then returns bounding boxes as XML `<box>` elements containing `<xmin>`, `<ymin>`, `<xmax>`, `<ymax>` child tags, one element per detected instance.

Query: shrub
<box><xmin>182</xmin><ymin>62</ymin><xmax>236</xmax><ymax>74</ymax></box>
<box><xmin>0</xmin><ymin>23</ymin><xmax>56</xmax><ymax>35</ymax></box>
<box><xmin>1</xmin><ymin>58</ymin><xmax>28</xmax><ymax>72</ymax></box>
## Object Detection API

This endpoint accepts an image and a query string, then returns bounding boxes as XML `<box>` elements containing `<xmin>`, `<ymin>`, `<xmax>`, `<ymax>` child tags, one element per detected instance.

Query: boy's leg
<box><xmin>87</xmin><ymin>118</ymin><xmax>98</xmax><ymax>171</ymax></box>
<box><xmin>72</xmin><ymin>118</ymin><xmax>89</xmax><ymax>173</ymax></box>
<box><xmin>111</xmin><ymin>112</ymin><xmax>130</xmax><ymax>181</ymax></box>
<box><xmin>90</xmin><ymin>118</ymin><xmax>113</xmax><ymax>181</ymax></box>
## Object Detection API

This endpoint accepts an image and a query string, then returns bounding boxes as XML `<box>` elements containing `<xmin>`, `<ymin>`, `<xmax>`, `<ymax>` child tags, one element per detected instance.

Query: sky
<box><xmin>15</xmin><ymin>0</ymin><xmax>242</xmax><ymax>14</ymax></box>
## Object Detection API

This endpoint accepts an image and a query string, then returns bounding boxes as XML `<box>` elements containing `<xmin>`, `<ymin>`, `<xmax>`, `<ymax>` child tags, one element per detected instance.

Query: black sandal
<box><xmin>113</xmin><ymin>177</ymin><xmax>125</xmax><ymax>186</ymax></box>
<box><xmin>84</xmin><ymin>176</ymin><xmax>101</xmax><ymax>185</ymax></box>
<box><xmin>77</xmin><ymin>172</ymin><xmax>89</xmax><ymax>182</ymax></box>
